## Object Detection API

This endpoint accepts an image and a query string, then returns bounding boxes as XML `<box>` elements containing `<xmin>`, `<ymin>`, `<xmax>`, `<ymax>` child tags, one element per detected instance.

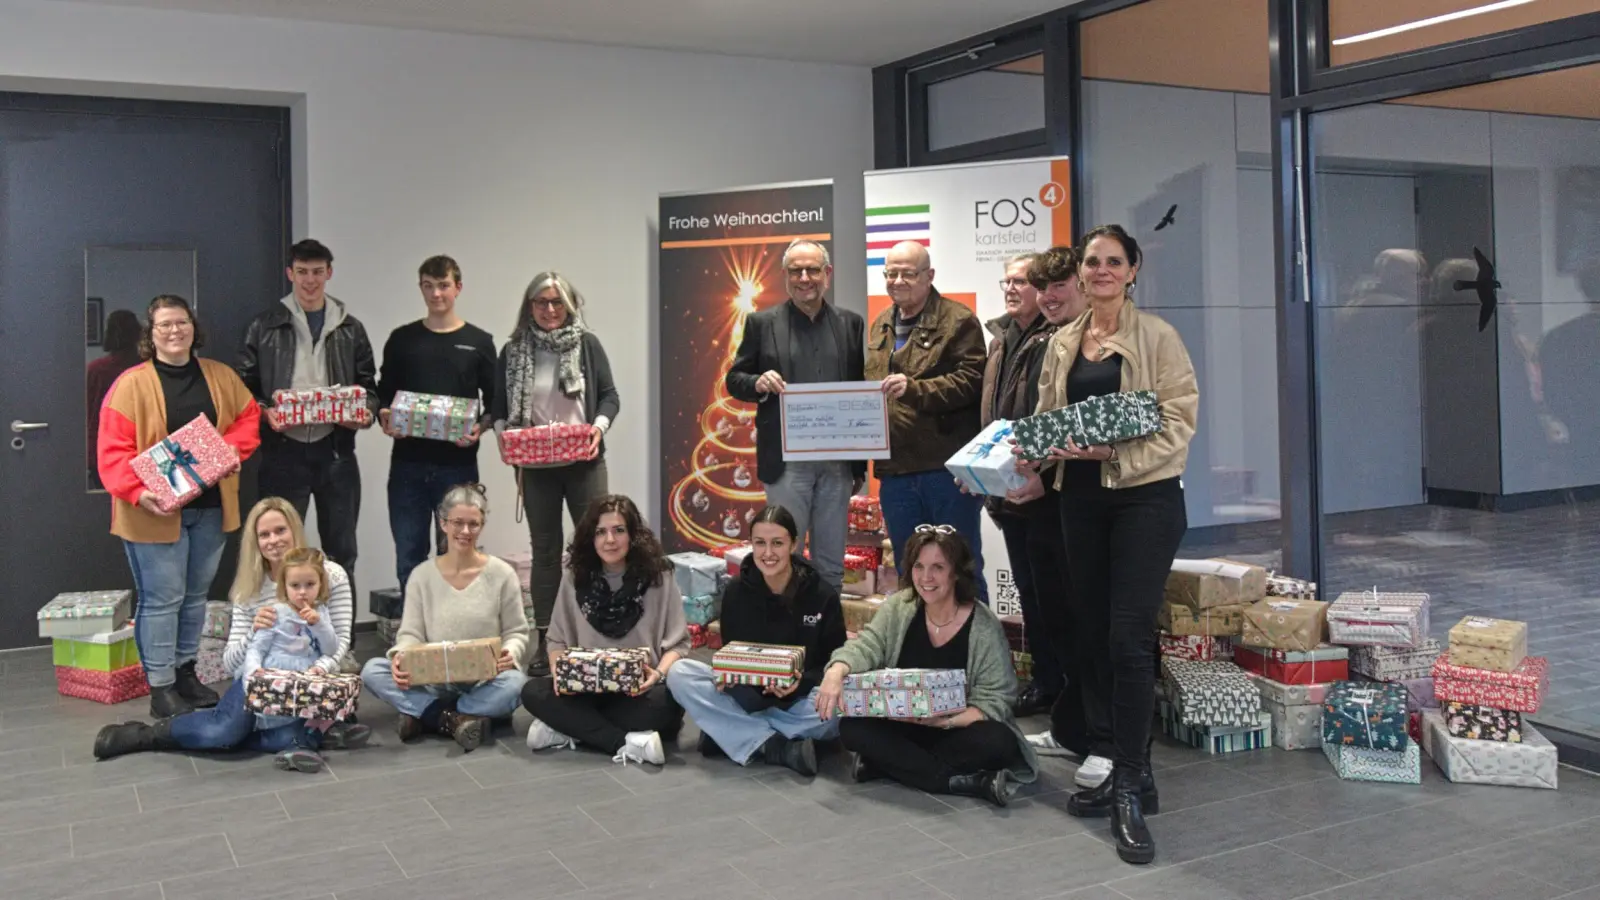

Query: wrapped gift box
<box><xmin>1431</xmin><ymin>653</ymin><xmax>1548</xmax><ymax>713</ymax></box>
<box><xmin>129</xmin><ymin>414</ymin><xmax>242</xmax><ymax>512</ymax></box>
<box><xmin>999</xmin><ymin>615</ymin><xmax>1027</xmax><ymax>653</ymax></box>
<box><xmin>1012</xmin><ymin>650</ymin><xmax>1033</xmax><ymax>682</ymax></box>
<box><xmin>712</xmin><ymin>642</ymin><xmax>805</xmax><ymax>691</ymax></box>
<box><xmin>687</xmin><ymin>624</ymin><xmax>711</xmax><ymax>649</ymax></box>
<box><xmin>267</xmin><ymin>385</ymin><xmax>369</xmax><ymax>428</ymax></box>
<box><xmin>1265</xmin><ymin>700</ymin><xmax>1322</xmax><ymax>750</ymax></box>
<box><xmin>1160</xmin><ymin>633</ymin><xmax>1232</xmax><ymax>662</ymax></box>
<box><xmin>1160</xmin><ymin>658</ymin><xmax>1261</xmax><ymax>728</ymax></box>
<box><xmin>1322</xmin><ymin>740</ymin><xmax>1421</xmax><ymax>784</ymax></box>
<box><xmin>52</xmin><ymin>626</ymin><xmax>139</xmax><ymax>672</ymax></box>
<box><xmin>554</xmin><ymin>647</ymin><xmax>652</xmax><ymax>695</ymax></box>
<box><xmin>202</xmin><ymin>601</ymin><xmax>233</xmax><ymax>640</ymax></box>
<box><xmin>841</xmin><ymin>557</ymin><xmax>876</xmax><ymax>598</ymax></box>
<box><xmin>848</xmin><ymin>495</ymin><xmax>883</xmax><ymax>533</ymax></box>
<box><xmin>244</xmin><ymin>668</ymin><xmax>361</xmax><ymax>720</ymax></box>
<box><xmin>369</xmin><ymin>588</ymin><xmax>404</xmax><ymax>620</ymax></box>
<box><xmin>1350</xmin><ymin>639</ymin><xmax>1442</xmax><ymax>681</ymax></box>
<box><xmin>945</xmin><ymin>420</ymin><xmax>1029</xmax><ymax>496</ymax></box>
<box><xmin>840</xmin><ymin>669</ymin><xmax>967</xmax><ymax>719</ymax></box>
<box><xmin>1328</xmin><ymin>590</ymin><xmax>1430</xmax><ymax>648</ymax></box>
<box><xmin>1421</xmin><ymin>710</ymin><xmax>1557</xmax><ymax>789</ymax></box>
<box><xmin>1266</xmin><ymin>573</ymin><xmax>1318</xmax><ymax>600</ymax></box>
<box><xmin>1012</xmin><ymin>389</ymin><xmax>1162</xmax><ymax>460</ymax></box>
<box><xmin>1385</xmin><ymin>676</ymin><xmax>1438</xmax><ymax>711</ymax></box>
<box><xmin>668</xmin><ymin>552</ymin><xmax>725</xmax><ymax>598</ymax></box>
<box><xmin>402</xmin><ymin>637</ymin><xmax>503</xmax><ymax>685</ymax></box>
<box><xmin>845</xmin><ymin>544</ymin><xmax>883</xmax><ymax>571</ymax></box>
<box><xmin>500</xmin><ymin>423</ymin><xmax>592</xmax><ymax>466</ymax></box>
<box><xmin>56</xmin><ymin>664</ymin><xmax>148</xmax><ymax>705</ymax></box>
<box><xmin>1446</xmin><ymin>616</ymin><xmax>1528</xmax><ymax>673</ymax></box>
<box><xmin>1164</xmin><ymin>559</ymin><xmax>1268</xmax><ymax>610</ymax></box>
<box><xmin>1240</xmin><ymin>598</ymin><xmax>1329</xmax><ymax>653</ymax></box>
<box><xmin>1234</xmin><ymin>644</ymin><xmax>1349</xmax><ymax>685</ymax></box>
<box><xmin>1251</xmin><ymin>674</ymin><xmax>1334</xmax><ymax>707</ymax></box>
<box><xmin>1442</xmin><ymin>700</ymin><xmax>1522</xmax><ymax>742</ymax></box>
<box><xmin>683</xmin><ymin>593</ymin><xmax>719</xmax><ymax>627</ymax></box>
<box><xmin>195</xmin><ymin>636</ymin><xmax>229</xmax><ymax>685</ymax></box>
<box><xmin>841</xmin><ymin>596</ymin><xmax>885</xmax><ymax>634</ymax></box>
<box><xmin>1160</xmin><ymin>701</ymin><xmax>1272</xmax><ymax>754</ymax></box>
<box><xmin>376</xmin><ymin>616</ymin><xmax>401</xmax><ymax>647</ymax></box>
<box><xmin>722</xmin><ymin>545</ymin><xmax>752</xmax><ymax>576</ymax></box>
<box><xmin>38</xmin><ymin>590</ymin><xmax>133</xmax><ymax>638</ymax></box>
<box><xmin>1322</xmin><ymin>681</ymin><xmax>1410</xmax><ymax>751</ymax></box>
<box><xmin>706</xmin><ymin>621</ymin><xmax>725</xmax><ymax>650</ymax></box>
<box><xmin>1158</xmin><ymin>602</ymin><xmax>1246</xmax><ymax>637</ymax></box>
<box><xmin>389</xmin><ymin>390</ymin><xmax>481</xmax><ymax>442</ymax></box>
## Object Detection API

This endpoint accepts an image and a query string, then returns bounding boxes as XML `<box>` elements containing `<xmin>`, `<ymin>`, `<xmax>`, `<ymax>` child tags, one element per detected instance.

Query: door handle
<box><xmin>9</xmin><ymin>420</ymin><xmax>49</xmax><ymax>433</ymax></box>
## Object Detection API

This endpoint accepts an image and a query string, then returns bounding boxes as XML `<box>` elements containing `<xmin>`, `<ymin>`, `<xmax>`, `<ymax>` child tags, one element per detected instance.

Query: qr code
<box><xmin>992</xmin><ymin>568</ymin><xmax>1021</xmax><ymax>617</ymax></box>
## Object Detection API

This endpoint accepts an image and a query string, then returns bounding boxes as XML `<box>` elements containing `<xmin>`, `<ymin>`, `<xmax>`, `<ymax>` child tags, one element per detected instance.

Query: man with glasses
<box><xmin>726</xmin><ymin>238</ymin><xmax>864</xmax><ymax>589</ymax></box>
<box><xmin>866</xmin><ymin>240</ymin><xmax>989</xmax><ymax>599</ymax></box>
<box><xmin>375</xmin><ymin>255</ymin><xmax>497</xmax><ymax>592</ymax></box>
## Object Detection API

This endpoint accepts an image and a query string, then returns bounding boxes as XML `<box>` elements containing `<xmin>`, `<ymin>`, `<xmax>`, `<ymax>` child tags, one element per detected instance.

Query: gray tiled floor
<box><xmin>2</xmin><ymin>641</ymin><xmax>1599</xmax><ymax>900</ymax></box>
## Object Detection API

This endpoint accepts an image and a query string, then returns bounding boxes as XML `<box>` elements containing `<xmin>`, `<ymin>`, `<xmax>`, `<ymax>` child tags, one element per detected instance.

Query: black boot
<box><xmin>698</xmin><ymin>733</ymin><xmax>727</xmax><ymax>758</ymax></box>
<box><xmin>1066</xmin><ymin>767</ymin><xmax>1158</xmax><ymax>818</ymax></box>
<box><xmin>438</xmin><ymin>707</ymin><xmax>489</xmax><ymax>752</ymax></box>
<box><xmin>947</xmin><ymin>770</ymin><xmax>1011</xmax><ymax>808</ymax></box>
<box><xmin>93</xmin><ymin>719</ymin><xmax>177</xmax><ymax>760</ymax></box>
<box><xmin>528</xmin><ymin>629</ymin><xmax>551</xmax><ymax>678</ymax></box>
<box><xmin>1015</xmin><ymin>684</ymin><xmax>1058</xmax><ymax>719</ymax></box>
<box><xmin>761</xmin><ymin>734</ymin><xmax>817</xmax><ymax>776</ymax></box>
<box><xmin>848</xmin><ymin>751</ymin><xmax>883</xmax><ymax>784</ymax></box>
<box><xmin>174</xmin><ymin>661</ymin><xmax>220</xmax><ymax>709</ymax></box>
<box><xmin>1110</xmin><ymin>767</ymin><xmax>1156</xmax><ymax>865</ymax></box>
<box><xmin>149</xmin><ymin>684</ymin><xmax>194</xmax><ymax>719</ymax></box>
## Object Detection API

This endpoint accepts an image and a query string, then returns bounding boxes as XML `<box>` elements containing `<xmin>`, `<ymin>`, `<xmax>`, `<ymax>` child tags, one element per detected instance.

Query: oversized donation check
<box><xmin>780</xmin><ymin>381</ymin><xmax>891</xmax><ymax>461</ymax></box>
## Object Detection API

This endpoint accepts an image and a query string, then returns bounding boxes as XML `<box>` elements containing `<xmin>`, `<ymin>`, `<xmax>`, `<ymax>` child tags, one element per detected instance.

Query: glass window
<box><xmin>1310</xmin><ymin>62</ymin><xmax>1600</xmax><ymax>735</ymax></box>
<box><xmin>1328</xmin><ymin>0</ymin><xmax>1597</xmax><ymax>66</ymax></box>
<box><xmin>924</xmin><ymin>54</ymin><xmax>1045</xmax><ymax>152</ymax></box>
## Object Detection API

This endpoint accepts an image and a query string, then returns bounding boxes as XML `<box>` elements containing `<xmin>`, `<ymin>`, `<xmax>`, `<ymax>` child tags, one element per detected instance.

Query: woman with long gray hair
<box><xmin>491</xmin><ymin>272</ymin><xmax>620</xmax><ymax>676</ymax></box>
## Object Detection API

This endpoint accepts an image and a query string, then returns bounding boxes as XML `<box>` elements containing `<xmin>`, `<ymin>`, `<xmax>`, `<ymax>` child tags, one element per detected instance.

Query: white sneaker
<box><xmin>1026</xmin><ymin>730</ymin><xmax>1082</xmax><ymax>760</ymax></box>
<box><xmin>613</xmin><ymin>730</ymin><xmax>665</xmax><ymax>766</ymax></box>
<box><xmin>525</xmin><ymin>718</ymin><xmax>575</xmax><ymax>752</ymax></box>
<box><xmin>1074</xmin><ymin>754</ymin><xmax>1113</xmax><ymax>789</ymax></box>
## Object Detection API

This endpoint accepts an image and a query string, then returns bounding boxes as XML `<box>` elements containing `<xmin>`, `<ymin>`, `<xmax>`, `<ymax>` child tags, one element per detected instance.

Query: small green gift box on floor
<box><xmin>52</xmin><ymin>625</ymin><xmax>139</xmax><ymax>672</ymax></box>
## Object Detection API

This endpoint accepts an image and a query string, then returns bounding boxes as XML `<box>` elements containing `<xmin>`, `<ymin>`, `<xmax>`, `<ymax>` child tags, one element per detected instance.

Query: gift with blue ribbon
<box><xmin>945</xmin><ymin>420</ymin><xmax>1030</xmax><ymax>497</ymax></box>
<box><xmin>153</xmin><ymin>440</ymin><xmax>203</xmax><ymax>496</ymax></box>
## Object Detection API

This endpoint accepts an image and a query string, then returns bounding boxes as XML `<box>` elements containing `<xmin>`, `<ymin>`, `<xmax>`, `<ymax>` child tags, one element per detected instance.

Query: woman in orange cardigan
<box><xmin>97</xmin><ymin>295</ymin><xmax>261</xmax><ymax>718</ymax></box>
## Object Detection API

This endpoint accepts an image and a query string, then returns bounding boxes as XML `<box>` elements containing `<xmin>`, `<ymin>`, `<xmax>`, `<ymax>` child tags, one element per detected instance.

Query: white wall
<box><xmin>0</xmin><ymin>0</ymin><xmax>873</xmax><ymax>617</ymax></box>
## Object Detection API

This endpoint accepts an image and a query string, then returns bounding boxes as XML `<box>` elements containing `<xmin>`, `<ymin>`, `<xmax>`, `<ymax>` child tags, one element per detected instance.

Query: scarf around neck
<box><xmin>578</xmin><ymin>570</ymin><xmax>647</xmax><ymax>640</ymax></box>
<box><xmin>507</xmin><ymin>322</ymin><xmax>585</xmax><ymax>425</ymax></box>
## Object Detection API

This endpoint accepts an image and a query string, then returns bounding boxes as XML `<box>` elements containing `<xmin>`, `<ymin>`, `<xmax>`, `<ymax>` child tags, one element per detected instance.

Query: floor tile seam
<box><xmin>1263</xmin><ymin>839</ymin><xmax>1361</xmax><ymax>882</ymax></box>
<box><xmin>908</xmin><ymin>870</ymin><xmax>961</xmax><ymax>900</ymax></box>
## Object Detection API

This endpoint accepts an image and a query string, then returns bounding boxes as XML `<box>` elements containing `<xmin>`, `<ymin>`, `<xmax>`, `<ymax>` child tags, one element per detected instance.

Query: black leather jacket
<box><xmin>237</xmin><ymin>296</ymin><xmax>379</xmax><ymax>452</ymax></box>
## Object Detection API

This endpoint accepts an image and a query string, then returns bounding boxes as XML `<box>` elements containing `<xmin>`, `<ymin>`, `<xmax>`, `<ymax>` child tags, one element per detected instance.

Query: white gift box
<box><xmin>1420</xmin><ymin>709</ymin><xmax>1557</xmax><ymax>789</ymax></box>
<box><xmin>945</xmin><ymin>420</ymin><xmax>1029</xmax><ymax>498</ymax></box>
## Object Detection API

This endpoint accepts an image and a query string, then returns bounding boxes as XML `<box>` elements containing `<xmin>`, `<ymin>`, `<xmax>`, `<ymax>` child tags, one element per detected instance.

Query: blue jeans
<box><xmin>123</xmin><ymin>507</ymin><xmax>227</xmax><ymax>687</ymax></box>
<box><xmin>761</xmin><ymin>461</ymin><xmax>853</xmax><ymax>590</ymax></box>
<box><xmin>665</xmin><ymin>660</ymin><xmax>838</xmax><ymax>764</ymax></box>
<box><xmin>167</xmin><ymin>678</ymin><xmax>319</xmax><ymax>752</ymax></box>
<box><xmin>387</xmin><ymin>459</ymin><xmax>480</xmax><ymax>591</ymax></box>
<box><xmin>878</xmin><ymin>471</ymin><xmax>988</xmax><ymax>602</ymax></box>
<box><xmin>360</xmin><ymin>656</ymin><xmax>527</xmax><ymax>718</ymax></box>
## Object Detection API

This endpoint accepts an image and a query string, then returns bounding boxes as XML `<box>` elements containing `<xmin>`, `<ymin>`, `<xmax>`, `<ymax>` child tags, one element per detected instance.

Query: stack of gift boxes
<box><xmin>670</xmin><ymin>550</ymin><xmax>730</xmax><ymax>650</ymax></box>
<box><xmin>1154</xmin><ymin>558</ymin><xmax>1272</xmax><ymax>753</ymax></box>
<box><xmin>39</xmin><ymin>590</ymin><xmax>147</xmax><ymax>704</ymax></box>
<box><xmin>1423</xmin><ymin>616</ymin><xmax>1556</xmax><ymax>789</ymax></box>
<box><xmin>196</xmin><ymin>600</ymin><xmax>233</xmax><ymax>685</ymax></box>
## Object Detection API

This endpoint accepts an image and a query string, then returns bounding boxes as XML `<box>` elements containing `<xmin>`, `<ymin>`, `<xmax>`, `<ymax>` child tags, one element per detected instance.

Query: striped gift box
<box><xmin>712</xmin><ymin>642</ymin><xmax>805</xmax><ymax>691</ymax></box>
<box><xmin>1161</xmin><ymin>701</ymin><xmax>1271</xmax><ymax>754</ymax></box>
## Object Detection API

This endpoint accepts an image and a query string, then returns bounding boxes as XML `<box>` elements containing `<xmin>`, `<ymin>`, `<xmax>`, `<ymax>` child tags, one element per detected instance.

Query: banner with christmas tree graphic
<box><xmin>657</xmin><ymin>180</ymin><xmax>834</xmax><ymax>553</ymax></box>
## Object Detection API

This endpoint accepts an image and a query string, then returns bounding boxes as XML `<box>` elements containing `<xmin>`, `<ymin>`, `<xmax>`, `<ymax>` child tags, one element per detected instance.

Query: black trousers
<box><xmin>838</xmin><ymin>718</ymin><xmax>1022</xmax><ymax>794</ymax></box>
<box><xmin>1017</xmin><ymin>499</ymin><xmax>1090</xmax><ymax>756</ymax></box>
<box><xmin>1058</xmin><ymin>476</ymin><xmax>1186</xmax><ymax>771</ymax></box>
<box><xmin>992</xmin><ymin>510</ymin><xmax>1063</xmax><ymax>692</ymax></box>
<box><xmin>259</xmin><ymin>434</ymin><xmax>361</xmax><ymax>584</ymax></box>
<box><xmin>520</xmin><ymin>678</ymin><xmax>684</xmax><ymax>754</ymax></box>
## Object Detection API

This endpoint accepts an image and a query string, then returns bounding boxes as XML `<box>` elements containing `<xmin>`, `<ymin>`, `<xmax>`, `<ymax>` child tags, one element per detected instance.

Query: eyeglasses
<box><xmin>529</xmin><ymin>299</ymin><xmax>566</xmax><ymax>312</ymax></box>
<box><xmin>883</xmin><ymin>269</ymin><xmax>924</xmax><ymax>283</ymax></box>
<box><xmin>915</xmin><ymin>524</ymin><xmax>956</xmax><ymax>535</ymax></box>
<box><xmin>444</xmin><ymin>518</ymin><xmax>484</xmax><ymax>532</ymax></box>
<box><xmin>151</xmin><ymin>321</ymin><xmax>193</xmax><ymax>334</ymax></box>
<box><xmin>786</xmin><ymin>266</ymin><xmax>824</xmax><ymax>279</ymax></box>
<box><xmin>999</xmin><ymin>277</ymin><xmax>1031</xmax><ymax>289</ymax></box>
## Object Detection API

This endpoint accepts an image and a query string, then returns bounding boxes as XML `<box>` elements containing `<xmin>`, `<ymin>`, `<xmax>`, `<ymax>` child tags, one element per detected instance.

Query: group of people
<box><xmin>88</xmin><ymin>224</ymin><xmax>1196</xmax><ymax>867</ymax></box>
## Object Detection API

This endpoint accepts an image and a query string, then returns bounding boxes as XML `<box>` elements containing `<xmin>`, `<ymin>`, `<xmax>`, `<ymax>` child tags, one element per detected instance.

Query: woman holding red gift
<box><xmin>492</xmin><ymin>271</ymin><xmax>620</xmax><ymax>678</ymax></box>
<box><xmin>96</xmin><ymin>295</ymin><xmax>261</xmax><ymax>719</ymax></box>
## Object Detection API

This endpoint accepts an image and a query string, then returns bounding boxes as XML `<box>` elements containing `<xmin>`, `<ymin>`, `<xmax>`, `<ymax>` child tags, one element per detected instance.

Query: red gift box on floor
<box><xmin>267</xmin><ymin>385</ymin><xmax>369</xmax><ymax>428</ymax></box>
<box><xmin>501</xmin><ymin>423</ymin><xmax>593</xmax><ymax>466</ymax></box>
<box><xmin>129</xmin><ymin>414</ymin><xmax>242</xmax><ymax>513</ymax></box>
<box><xmin>848</xmin><ymin>496</ymin><xmax>883</xmax><ymax>533</ymax></box>
<box><xmin>57</xmin><ymin>664</ymin><xmax>149</xmax><ymax>704</ymax></box>
<box><xmin>1431</xmin><ymin>653</ymin><xmax>1548</xmax><ymax>713</ymax></box>
<box><xmin>688</xmin><ymin>624</ymin><xmax>710</xmax><ymax>649</ymax></box>
<box><xmin>1234</xmin><ymin>645</ymin><xmax>1348</xmax><ymax>685</ymax></box>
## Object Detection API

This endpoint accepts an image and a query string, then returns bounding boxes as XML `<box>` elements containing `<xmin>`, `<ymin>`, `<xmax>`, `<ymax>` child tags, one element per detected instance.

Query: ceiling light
<box><xmin>1332</xmin><ymin>0</ymin><xmax>1540</xmax><ymax>45</ymax></box>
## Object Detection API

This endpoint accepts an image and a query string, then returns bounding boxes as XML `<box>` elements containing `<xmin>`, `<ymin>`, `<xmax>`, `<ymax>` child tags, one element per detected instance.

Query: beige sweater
<box><xmin>389</xmin><ymin>556</ymin><xmax>531</xmax><ymax>668</ymax></box>
<box><xmin>547</xmin><ymin>569</ymin><xmax>691</xmax><ymax>664</ymax></box>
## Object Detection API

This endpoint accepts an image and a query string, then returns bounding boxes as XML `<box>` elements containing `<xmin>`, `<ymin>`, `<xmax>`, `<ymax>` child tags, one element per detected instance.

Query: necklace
<box><xmin>1088</xmin><ymin>320</ymin><xmax>1118</xmax><ymax>361</ymax></box>
<box><xmin>928</xmin><ymin>605</ymin><xmax>963</xmax><ymax>636</ymax></box>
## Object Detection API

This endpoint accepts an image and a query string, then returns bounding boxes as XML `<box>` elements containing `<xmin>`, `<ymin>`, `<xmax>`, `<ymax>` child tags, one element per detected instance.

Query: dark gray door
<box><xmin>0</xmin><ymin>93</ymin><xmax>289</xmax><ymax>650</ymax></box>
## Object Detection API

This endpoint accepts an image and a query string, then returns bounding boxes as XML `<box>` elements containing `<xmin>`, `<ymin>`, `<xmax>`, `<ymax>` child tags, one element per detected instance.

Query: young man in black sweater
<box><xmin>377</xmin><ymin>255</ymin><xmax>497</xmax><ymax>591</ymax></box>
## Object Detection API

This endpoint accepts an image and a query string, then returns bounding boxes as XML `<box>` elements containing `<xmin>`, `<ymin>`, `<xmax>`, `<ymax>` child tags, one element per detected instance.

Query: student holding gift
<box><xmin>522</xmin><ymin>494</ymin><xmax>689</xmax><ymax>766</ymax></box>
<box><xmin>666</xmin><ymin>505</ymin><xmax>846</xmax><ymax>776</ymax></box>
<box><xmin>361</xmin><ymin>483</ymin><xmax>530</xmax><ymax>751</ymax></box>
<box><xmin>814</xmin><ymin>526</ymin><xmax>1036</xmax><ymax>808</ymax></box>
<box><xmin>96</xmin><ymin>294</ymin><xmax>261</xmax><ymax>718</ymax></box>
<box><xmin>491</xmin><ymin>271</ymin><xmax>620</xmax><ymax>678</ymax></box>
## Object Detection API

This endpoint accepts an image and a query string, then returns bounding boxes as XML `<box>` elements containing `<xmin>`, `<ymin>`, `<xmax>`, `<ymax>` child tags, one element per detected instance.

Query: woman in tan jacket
<box><xmin>1028</xmin><ymin>225</ymin><xmax>1197</xmax><ymax>866</ymax></box>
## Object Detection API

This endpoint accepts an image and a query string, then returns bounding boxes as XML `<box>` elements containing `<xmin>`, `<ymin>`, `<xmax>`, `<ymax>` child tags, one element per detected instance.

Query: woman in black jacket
<box><xmin>665</xmin><ymin>505</ymin><xmax>845</xmax><ymax>776</ymax></box>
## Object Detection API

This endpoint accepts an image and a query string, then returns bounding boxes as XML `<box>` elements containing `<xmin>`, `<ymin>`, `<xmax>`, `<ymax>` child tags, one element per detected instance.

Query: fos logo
<box><xmin>974</xmin><ymin>197</ymin><xmax>1038</xmax><ymax>229</ymax></box>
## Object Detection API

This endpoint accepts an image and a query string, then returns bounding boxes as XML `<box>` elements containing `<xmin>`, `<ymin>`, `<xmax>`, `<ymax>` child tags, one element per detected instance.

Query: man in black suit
<box><xmin>726</xmin><ymin>238</ymin><xmax>865</xmax><ymax>590</ymax></box>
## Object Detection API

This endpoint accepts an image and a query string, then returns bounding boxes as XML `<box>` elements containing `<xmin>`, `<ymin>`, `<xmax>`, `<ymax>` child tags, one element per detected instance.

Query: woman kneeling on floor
<box><xmin>94</xmin><ymin>497</ymin><xmax>366</xmax><ymax>769</ymax></box>
<box><xmin>360</xmin><ymin>483</ymin><xmax>531</xmax><ymax>751</ymax></box>
<box><xmin>666</xmin><ymin>505</ymin><xmax>845</xmax><ymax>776</ymax></box>
<box><xmin>522</xmin><ymin>493</ymin><xmax>688</xmax><ymax>766</ymax></box>
<box><xmin>814</xmin><ymin>525</ymin><xmax>1037</xmax><ymax>806</ymax></box>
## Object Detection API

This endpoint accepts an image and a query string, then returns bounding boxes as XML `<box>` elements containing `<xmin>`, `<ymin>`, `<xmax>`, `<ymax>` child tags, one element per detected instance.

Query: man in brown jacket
<box><xmin>866</xmin><ymin>241</ymin><xmax>989</xmax><ymax>600</ymax></box>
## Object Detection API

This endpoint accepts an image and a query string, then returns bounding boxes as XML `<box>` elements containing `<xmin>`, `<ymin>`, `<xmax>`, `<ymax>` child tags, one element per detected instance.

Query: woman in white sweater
<box><xmin>360</xmin><ymin>484</ymin><xmax>530</xmax><ymax>751</ymax></box>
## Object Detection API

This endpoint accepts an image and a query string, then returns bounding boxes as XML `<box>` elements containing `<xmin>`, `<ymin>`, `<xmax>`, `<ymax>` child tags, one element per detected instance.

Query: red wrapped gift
<box><xmin>56</xmin><ymin>664</ymin><xmax>149</xmax><ymax>704</ymax></box>
<box><xmin>848</xmin><ymin>495</ymin><xmax>883</xmax><ymax>533</ymax></box>
<box><xmin>1431</xmin><ymin>653</ymin><xmax>1548</xmax><ymax>714</ymax></box>
<box><xmin>687</xmin><ymin>624</ymin><xmax>710</xmax><ymax>649</ymax></box>
<box><xmin>267</xmin><ymin>385</ymin><xmax>369</xmax><ymax>428</ymax></box>
<box><xmin>1160</xmin><ymin>633</ymin><xmax>1232</xmax><ymax>662</ymax></box>
<box><xmin>129</xmin><ymin>414</ymin><xmax>242</xmax><ymax>513</ymax></box>
<box><xmin>999</xmin><ymin>614</ymin><xmax>1027</xmax><ymax>653</ymax></box>
<box><xmin>1234</xmin><ymin>645</ymin><xmax>1349</xmax><ymax>685</ymax></box>
<box><xmin>845</xmin><ymin>544</ymin><xmax>883</xmax><ymax>571</ymax></box>
<box><xmin>501</xmin><ymin>423</ymin><xmax>593</xmax><ymax>466</ymax></box>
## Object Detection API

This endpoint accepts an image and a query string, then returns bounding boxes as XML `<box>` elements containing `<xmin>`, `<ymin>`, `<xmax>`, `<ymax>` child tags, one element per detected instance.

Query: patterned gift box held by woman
<box><xmin>129</xmin><ymin>414</ymin><xmax>242</xmax><ymax>513</ymax></box>
<box><xmin>404</xmin><ymin>637</ymin><xmax>503</xmax><ymax>686</ymax></box>
<box><xmin>1160</xmin><ymin>658</ymin><xmax>1262</xmax><ymax>728</ymax></box>
<box><xmin>267</xmin><ymin>385</ymin><xmax>369</xmax><ymax>428</ymax></box>
<box><xmin>1322</xmin><ymin>681</ymin><xmax>1410</xmax><ymax>751</ymax></box>
<box><xmin>1442</xmin><ymin>700</ymin><xmax>1523</xmax><ymax>742</ymax></box>
<box><xmin>712</xmin><ymin>642</ymin><xmax>805</xmax><ymax>691</ymax></box>
<box><xmin>554</xmin><ymin>647</ymin><xmax>652</xmax><ymax>695</ymax></box>
<box><xmin>840</xmin><ymin>669</ymin><xmax>967</xmax><ymax>719</ymax></box>
<box><xmin>1011</xmin><ymin>389</ymin><xmax>1163</xmax><ymax>460</ymax></box>
<box><xmin>245</xmin><ymin>669</ymin><xmax>361</xmax><ymax>720</ymax></box>
<box><xmin>56</xmin><ymin>663</ymin><xmax>149</xmax><ymax>704</ymax></box>
<box><xmin>37</xmin><ymin>590</ymin><xmax>133</xmax><ymax>638</ymax></box>
<box><xmin>500</xmin><ymin>423</ymin><xmax>593</xmax><ymax>466</ymax></box>
<box><xmin>1349</xmin><ymin>639</ymin><xmax>1442</xmax><ymax>681</ymax></box>
<box><xmin>388</xmin><ymin>390</ymin><xmax>481</xmax><ymax>443</ymax></box>
<box><xmin>1327</xmin><ymin>590</ymin><xmax>1430</xmax><ymax>648</ymax></box>
<box><xmin>1431</xmin><ymin>653</ymin><xmax>1548</xmax><ymax>713</ymax></box>
<box><xmin>1445</xmin><ymin>616</ymin><xmax>1528</xmax><ymax>673</ymax></box>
